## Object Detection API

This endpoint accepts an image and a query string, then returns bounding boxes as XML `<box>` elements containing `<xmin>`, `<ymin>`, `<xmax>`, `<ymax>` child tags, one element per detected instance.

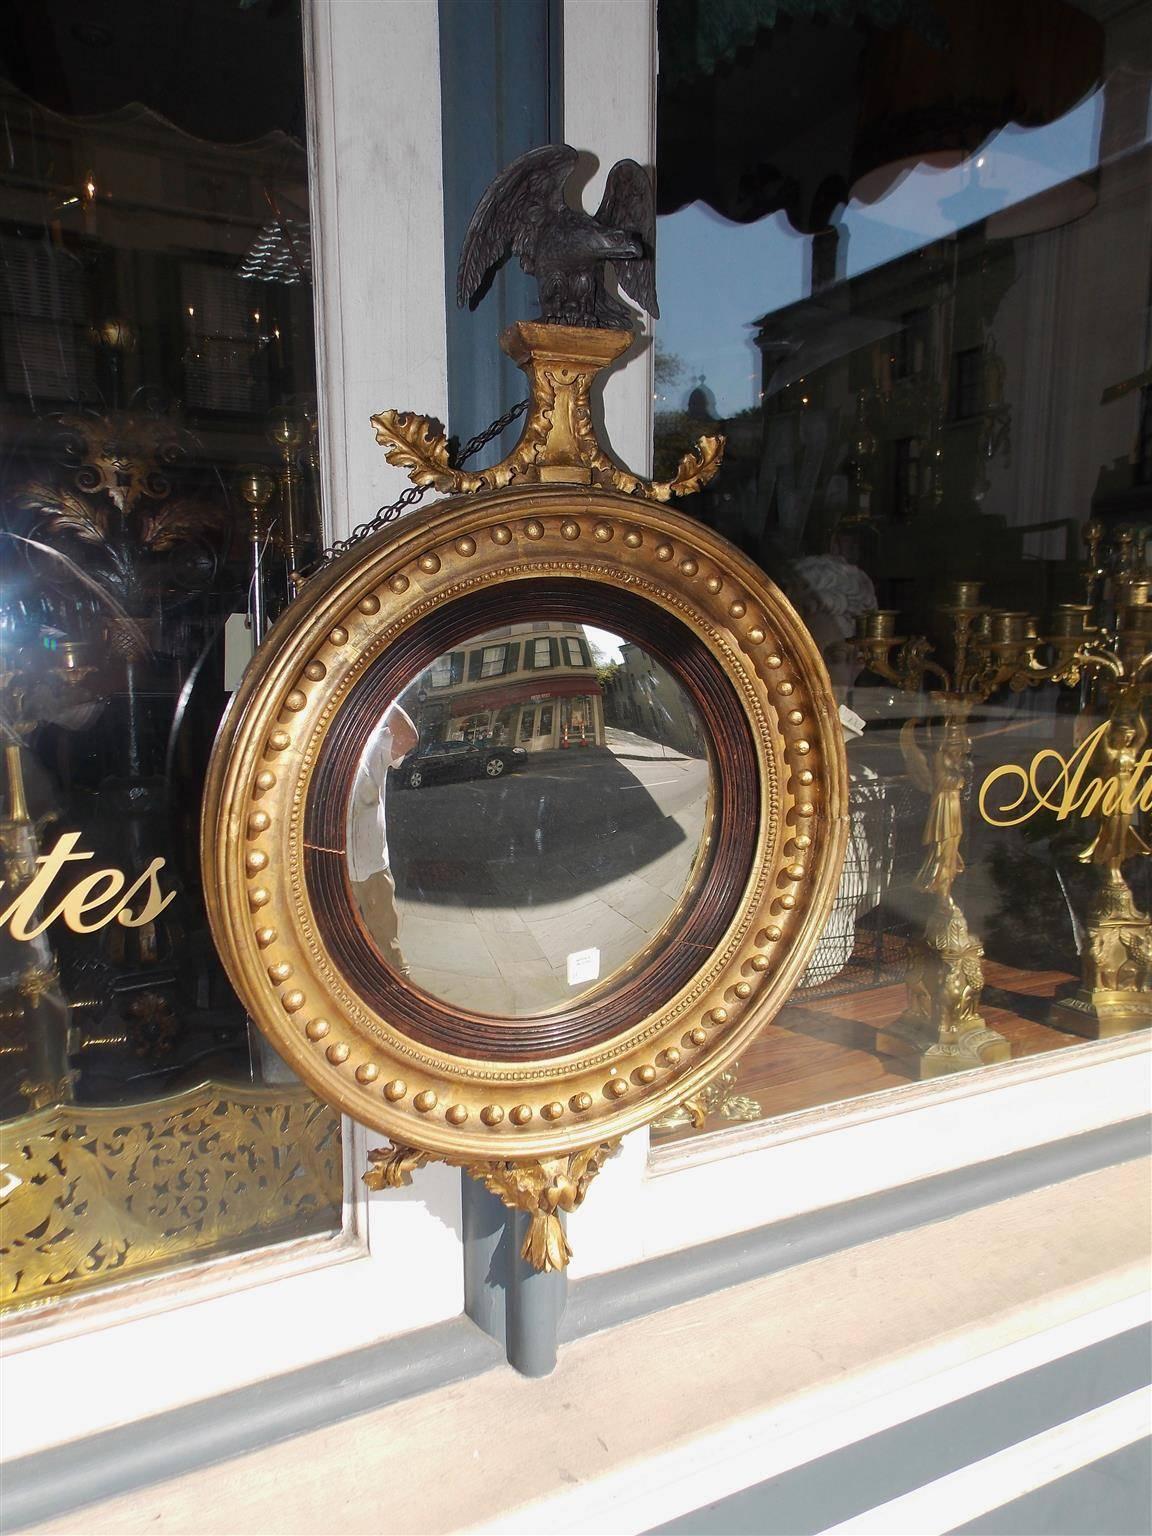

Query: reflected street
<box><xmin>386</xmin><ymin>728</ymin><xmax>710</xmax><ymax>1015</ymax></box>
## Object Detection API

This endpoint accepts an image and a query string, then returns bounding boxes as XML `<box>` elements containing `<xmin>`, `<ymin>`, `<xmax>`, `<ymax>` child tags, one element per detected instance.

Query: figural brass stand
<box><xmin>855</xmin><ymin>583</ymin><xmax>1085</xmax><ymax>1077</ymax></box>
<box><xmin>1046</xmin><ymin>595</ymin><xmax>1152</xmax><ymax>1037</ymax></box>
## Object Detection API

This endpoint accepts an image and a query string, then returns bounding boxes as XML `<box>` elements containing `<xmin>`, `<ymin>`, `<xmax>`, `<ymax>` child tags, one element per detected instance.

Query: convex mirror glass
<box><xmin>345</xmin><ymin>621</ymin><xmax>714</xmax><ymax>1016</ymax></box>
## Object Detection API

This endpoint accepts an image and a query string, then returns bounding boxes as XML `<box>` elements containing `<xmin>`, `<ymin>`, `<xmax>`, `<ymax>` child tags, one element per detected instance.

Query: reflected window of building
<box><xmin>652</xmin><ymin>0</ymin><xmax>1152</xmax><ymax>1143</ymax></box>
<box><xmin>0</xmin><ymin>0</ymin><xmax>341</xmax><ymax>1314</ymax></box>
<box><xmin>479</xmin><ymin>643</ymin><xmax>506</xmax><ymax>678</ymax></box>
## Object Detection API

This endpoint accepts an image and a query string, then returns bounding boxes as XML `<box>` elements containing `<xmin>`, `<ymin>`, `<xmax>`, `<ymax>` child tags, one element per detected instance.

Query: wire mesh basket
<box><xmin>797</xmin><ymin>773</ymin><xmax>924</xmax><ymax>998</ymax></box>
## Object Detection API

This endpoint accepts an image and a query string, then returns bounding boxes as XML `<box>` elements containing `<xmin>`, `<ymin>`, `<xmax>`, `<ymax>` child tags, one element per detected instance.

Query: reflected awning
<box><xmin>657</xmin><ymin>0</ymin><xmax>1104</xmax><ymax>233</ymax></box>
<box><xmin>445</xmin><ymin>677</ymin><xmax>602</xmax><ymax>715</ymax></box>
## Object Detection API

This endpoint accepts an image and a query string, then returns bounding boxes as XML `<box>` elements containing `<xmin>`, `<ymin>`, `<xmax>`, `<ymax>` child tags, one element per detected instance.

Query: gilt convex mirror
<box><xmin>202</xmin><ymin>147</ymin><xmax>848</xmax><ymax>1270</ymax></box>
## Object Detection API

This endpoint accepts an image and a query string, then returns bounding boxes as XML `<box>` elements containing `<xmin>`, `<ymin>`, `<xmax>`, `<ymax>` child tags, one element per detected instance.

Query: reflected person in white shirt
<box><xmin>347</xmin><ymin>703</ymin><xmax>418</xmax><ymax>975</ymax></box>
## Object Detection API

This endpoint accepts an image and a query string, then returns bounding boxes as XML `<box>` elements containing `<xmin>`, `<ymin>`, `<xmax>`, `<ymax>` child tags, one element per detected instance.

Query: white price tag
<box><xmin>566</xmin><ymin>947</ymin><xmax>601</xmax><ymax>987</ymax></box>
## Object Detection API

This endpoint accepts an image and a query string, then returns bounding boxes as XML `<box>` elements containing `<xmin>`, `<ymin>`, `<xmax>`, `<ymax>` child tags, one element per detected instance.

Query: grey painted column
<box><xmin>439</xmin><ymin>0</ymin><xmax>567</xmax><ymax>1377</ymax></box>
<box><xmin>461</xmin><ymin>1177</ymin><xmax>567</xmax><ymax>1377</ymax></box>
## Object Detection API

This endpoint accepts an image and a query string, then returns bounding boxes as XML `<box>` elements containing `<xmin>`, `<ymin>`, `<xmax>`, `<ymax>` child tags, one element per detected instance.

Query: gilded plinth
<box><xmin>372</xmin><ymin>322</ymin><xmax>723</xmax><ymax>503</ymax></box>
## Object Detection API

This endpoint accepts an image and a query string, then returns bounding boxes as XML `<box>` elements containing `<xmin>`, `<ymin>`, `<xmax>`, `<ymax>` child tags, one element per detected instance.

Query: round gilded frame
<box><xmin>202</xmin><ymin>486</ymin><xmax>849</xmax><ymax>1161</ymax></box>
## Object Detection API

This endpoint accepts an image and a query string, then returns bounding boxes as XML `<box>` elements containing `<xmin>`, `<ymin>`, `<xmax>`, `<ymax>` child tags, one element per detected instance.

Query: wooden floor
<box><xmin>654</xmin><ymin>954</ymin><xmax>1089</xmax><ymax>1143</ymax></box>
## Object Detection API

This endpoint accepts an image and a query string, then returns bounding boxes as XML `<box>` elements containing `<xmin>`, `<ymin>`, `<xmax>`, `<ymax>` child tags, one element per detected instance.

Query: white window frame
<box><xmin>560</xmin><ymin>0</ymin><xmax>1152</xmax><ymax>1282</ymax></box>
<box><xmin>0</xmin><ymin>0</ymin><xmax>464</xmax><ymax>1461</ymax></box>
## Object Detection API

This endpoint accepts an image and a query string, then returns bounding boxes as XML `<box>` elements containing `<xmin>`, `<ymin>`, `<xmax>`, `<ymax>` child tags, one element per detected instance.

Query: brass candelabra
<box><xmin>854</xmin><ymin>581</ymin><xmax>1087</xmax><ymax>1078</ymax></box>
<box><xmin>1044</xmin><ymin>591</ymin><xmax>1152</xmax><ymax>1037</ymax></box>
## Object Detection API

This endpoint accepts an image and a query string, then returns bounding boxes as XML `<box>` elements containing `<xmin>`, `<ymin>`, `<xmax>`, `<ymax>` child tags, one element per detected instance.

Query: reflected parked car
<box><xmin>400</xmin><ymin>738</ymin><xmax>527</xmax><ymax>789</ymax></box>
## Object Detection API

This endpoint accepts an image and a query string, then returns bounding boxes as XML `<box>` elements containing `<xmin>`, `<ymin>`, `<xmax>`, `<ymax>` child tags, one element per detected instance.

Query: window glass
<box><xmin>532</xmin><ymin>636</ymin><xmax>552</xmax><ymax>667</ymax></box>
<box><xmin>480</xmin><ymin>643</ymin><xmax>506</xmax><ymax>678</ymax></box>
<box><xmin>0</xmin><ymin>0</ymin><xmax>341</xmax><ymax>1312</ymax></box>
<box><xmin>652</xmin><ymin>0</ymin><xmax>1152</xmax><ymax>1144</ymax></box>
<box><xmin>429</xmin><ymin>653</ymin><xmax>454</xmax><ymax>689</ymax></box>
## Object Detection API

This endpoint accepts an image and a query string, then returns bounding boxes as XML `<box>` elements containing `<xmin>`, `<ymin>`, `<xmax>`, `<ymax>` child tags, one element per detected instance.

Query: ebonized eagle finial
<box><xmin>457</xmin><ymin>144</ymin><xmax>659</xmax><ymax>331</ymax></box>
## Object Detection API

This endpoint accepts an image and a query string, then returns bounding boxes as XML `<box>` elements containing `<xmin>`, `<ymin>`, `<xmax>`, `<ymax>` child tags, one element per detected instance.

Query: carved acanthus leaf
<box><xmin>139</xmin><ymin>498</ymin><xmax>220</xmax><ymax>551</ymax></box>
<box><xmin>369</xmin><ymin>410</ymin><xmax>462</xmax><ymax>494</ymax></box>
<box><xmin>363</xmin><ymin>1142</ymin><xmax>430</xmax><ymax>1190</ymax></box>
<box><xmin>460</xmin><ymin>1140</ymin><xmax>621</xmax><ymax>1273</ymax></box>
<box><xmin>14</xmin><ymin>484</ymin><xmax>109</xmax><ymax>545</ymax></box>
<box><xmin>653</xmin><ymin>434</ymin><xmax>726</xmax><ymax>502</ymax></box>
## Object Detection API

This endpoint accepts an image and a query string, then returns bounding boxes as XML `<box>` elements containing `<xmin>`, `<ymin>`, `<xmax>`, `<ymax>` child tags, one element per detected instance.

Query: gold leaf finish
<box><xmin>363</xmin><ymin>1142</ymin><xmax>431</xmax><ymax>1189</ymax></box>
<box><xmin>371</xmin><ymin>324</ymin><xmax>723</xmax><ymax>503</ymax></box>
<box><xmin>368</xmin><ymin>411</ymin><xmax>459</xmax><ymax>494</ymax></box>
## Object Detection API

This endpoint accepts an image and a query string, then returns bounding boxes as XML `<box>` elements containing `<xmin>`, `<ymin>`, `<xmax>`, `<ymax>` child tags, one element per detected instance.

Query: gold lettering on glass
<box><xmin>0</xmin><ymin>833</ymin><xmax>176</xmax><ymax>941</ymax></box>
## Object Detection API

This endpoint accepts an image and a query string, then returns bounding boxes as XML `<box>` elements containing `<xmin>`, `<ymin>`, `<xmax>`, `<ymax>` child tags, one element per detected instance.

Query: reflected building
<box><xmin>602</xmin><ymin>643</ymin><xmax>707</xmax><ymax>758</ymax></box>
<box><xmin>402</xmin><ymin>621</ymin><xmax>605</xmax><ymax>751</ymax></box>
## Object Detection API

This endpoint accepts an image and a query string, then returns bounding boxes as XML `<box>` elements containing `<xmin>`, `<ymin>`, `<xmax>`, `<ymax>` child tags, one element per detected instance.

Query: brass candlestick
<box><xmin>855</xmin><ymin>582</ymin><xmax>1083</xmax><ymax>1078</ymax></box>
<box><xmin>237</xmin><ymin>464</ymin><xmax>278</xmax><ymax>647</ymax></box>
<box><xmin>269</xmin><ymin>415</ymin><xmax>306</xmax><ymax>602</ymax></box>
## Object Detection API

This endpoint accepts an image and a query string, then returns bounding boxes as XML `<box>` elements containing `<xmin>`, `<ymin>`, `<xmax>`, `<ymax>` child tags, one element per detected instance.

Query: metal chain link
<box><xmin>310</xmin><ymin>397</ymin><xmax>529</xmax><ymax>573</ymax></box>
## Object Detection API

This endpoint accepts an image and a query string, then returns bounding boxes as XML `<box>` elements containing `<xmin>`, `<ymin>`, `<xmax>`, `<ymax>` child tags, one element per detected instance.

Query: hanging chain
<box><xmin>309</xmin><ymin>397</ymin><xmax>529</xmax><ymax>574</ymax></box>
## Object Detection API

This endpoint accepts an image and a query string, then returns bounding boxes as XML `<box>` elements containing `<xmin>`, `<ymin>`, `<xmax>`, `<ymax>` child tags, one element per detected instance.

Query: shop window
<box><xmin>0</xmin><ymin>0</ymin><xmax>339</xmax><ymax>1315</ymax></box>
<box><xmin>953</xmin><ymin>347</ymin><xmax>986</xmax><ymax>421</ymax></box>
<box><xmin>0</xmin><ymin>233</ymin><xmax>96</xmax><ymax>403</ymax></box>
<box><xmin>520</xmin><ymin>708</ymin><xmax>536</xmax><ymax>741</ymax></box>
<box><xmin>652</xmin><ymin>0</ymin><xmax>1152</xmax><ymax>1147</ymax></box>
<box><xmin>894</xmin><ymin>307</ymin><xmax>931</xmax><ymax>382</ymax></box>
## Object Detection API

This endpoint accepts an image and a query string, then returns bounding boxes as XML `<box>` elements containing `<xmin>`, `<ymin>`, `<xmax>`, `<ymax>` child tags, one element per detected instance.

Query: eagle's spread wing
<box><xmin>595</xmin><ymin>159</ymin><xmax>659</xmax><ymax>320</ymax></box>
<box><xmin>456</xmin><ymin>144</ymin><xmax>578</xmax><ymax>309</ymax></box>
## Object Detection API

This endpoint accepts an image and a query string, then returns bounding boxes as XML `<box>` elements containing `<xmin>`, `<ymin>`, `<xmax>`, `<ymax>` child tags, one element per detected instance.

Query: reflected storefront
<box><xmin>650</xmin><ymin>0</ymin><xmax>1152</xmax><ymax>1140</ymax></box>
